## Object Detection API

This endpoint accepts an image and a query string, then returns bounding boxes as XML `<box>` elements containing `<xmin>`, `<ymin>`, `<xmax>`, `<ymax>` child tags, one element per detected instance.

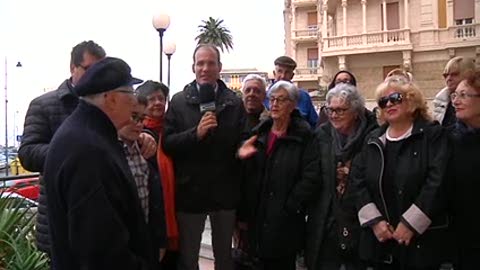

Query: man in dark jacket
<box><xmin>18</xmin><ymin>41</ymin><xmax>157</xmax><ymax>258</ymax></box>
<box><xmin>18</xmin><ymin>40</ymin><xmax>106</xmax><ymax>255</ymax></box>
<box><xmin>44</xmin><ymin>57</ymin><xmax>154</xmax><ymax>270</ymax></box>
<box><xmin>162</xmin><ymin>44</ymin><xmax>246</xmax><ymax>270</ymax></box>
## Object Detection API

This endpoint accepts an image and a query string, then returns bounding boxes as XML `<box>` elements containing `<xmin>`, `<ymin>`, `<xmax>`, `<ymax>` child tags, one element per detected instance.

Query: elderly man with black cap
<box><xmin>43</xmin><ymin>57</ymin><xmax>156</xmax><ymax>270</ymax></box>
<box><xmin>264</xmin><ymin>56</ymin><xmax>318</xmax><ymax>128</ymax></box>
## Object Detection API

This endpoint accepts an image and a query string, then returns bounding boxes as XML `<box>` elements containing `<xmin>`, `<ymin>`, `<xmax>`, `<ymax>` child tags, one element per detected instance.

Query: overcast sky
<box><xmin>0</xmin><ymin>0</ymin><xmax>285</xmax><ymax>146</ymax></box>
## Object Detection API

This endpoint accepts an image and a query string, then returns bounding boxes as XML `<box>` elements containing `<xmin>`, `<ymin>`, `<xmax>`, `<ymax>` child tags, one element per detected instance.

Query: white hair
<box><xmin>241</xmin><ymin>74</ymin><xmax>267</xmax><ymax>92</ymax></box>
<box><xmin>326</xmin><ymin>83</ymin><xmax>365</xmax><ymax>115</ymax></box>
<box><xmin>268</xmin><ymin>80</ymin><xmax>299</xmax><ymax>102</ymax></box>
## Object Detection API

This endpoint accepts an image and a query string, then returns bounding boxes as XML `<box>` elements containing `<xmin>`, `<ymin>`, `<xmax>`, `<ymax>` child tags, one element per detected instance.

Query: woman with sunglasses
<box><xmin>448</xmin><ymin>70</ymin><xmax>480</xmax><ymax>270</ymax></box>
<box><xmin>352</xmin><ymin>76</ymin><xmax>451</xmax><ymax>270</ymax></box>
<box><xmin>306</xmin><ymin>83</ymin><xmax>378</xmax><ymax>270</ymax></box>
<box><xmin>237</xmin><ymin>81</ymin><xmax>321</xmax><ymax>270</ymax></box>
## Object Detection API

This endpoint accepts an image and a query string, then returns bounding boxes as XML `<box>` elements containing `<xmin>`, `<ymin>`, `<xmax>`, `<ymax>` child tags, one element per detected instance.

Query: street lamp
<box><xmin>163</xmin><ymin>41</ymin><xmax>176</xmax><ymax>88</ymax></box>
<box><xmin>4</xmin><ymin>58</ymin><xmax>22</xmax><ymax>176</ymax></box>
<box><xmin>152</xmin><ymin>13</ymin><xmax>171</xmax><ymax>82</ymax></box>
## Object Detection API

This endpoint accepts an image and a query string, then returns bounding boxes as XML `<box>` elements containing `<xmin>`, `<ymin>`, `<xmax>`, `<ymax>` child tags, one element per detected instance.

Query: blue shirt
<box><xmin>264</xmin><ymin>86</ymin><xmax>318</xmax><ymax>129</ymax></box>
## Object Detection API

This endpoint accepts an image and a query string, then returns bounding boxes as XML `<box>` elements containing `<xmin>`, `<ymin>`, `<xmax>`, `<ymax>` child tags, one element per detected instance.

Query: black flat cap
<box><xmin>74</xmin><ymin>57</ymin><xmax>143</xmax><ymax>96</ymax></box>
<box><xmin>274</xmin><ymin>56</ymin><xmax>297</xmax><ymax>69</ymax></box>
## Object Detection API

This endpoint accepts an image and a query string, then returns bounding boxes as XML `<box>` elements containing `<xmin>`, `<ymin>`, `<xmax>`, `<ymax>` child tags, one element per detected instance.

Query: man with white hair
<box><xmin>241</xmin><ymin>74</ymin><xmax>269</xmax><ymax>130</ymax></box>
<box><xmin>43</xmin><ymin>57</ymin><xmax>156</xmax><ymax>270</ymax></box>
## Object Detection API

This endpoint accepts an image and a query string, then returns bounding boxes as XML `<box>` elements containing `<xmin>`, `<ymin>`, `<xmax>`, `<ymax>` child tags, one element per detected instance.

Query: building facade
<box><xmin>284</xmin><ymin>0</ymin><xmax>480</xmax><ymax>108</ymax></box>
<box><xmin>219</xmin><ymin>68</ymin><xmax>270</xmax><ymax>92</ymax></box>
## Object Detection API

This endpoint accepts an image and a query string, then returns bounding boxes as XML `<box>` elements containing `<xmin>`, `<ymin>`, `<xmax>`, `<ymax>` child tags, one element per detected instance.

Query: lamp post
<box><xmin>163</xmin><ymin>41</ymin><xmax>176</xmax><ymax>88</ymax></box>
<box><xmin>3</xmin><ymin>58</ymin><xmax>22</xmax><ymax>176</ymax></box>
<box><xmin>152</xmin><ymin>13</ymin><xmax>171</xmax><ymax>82</ymax></box>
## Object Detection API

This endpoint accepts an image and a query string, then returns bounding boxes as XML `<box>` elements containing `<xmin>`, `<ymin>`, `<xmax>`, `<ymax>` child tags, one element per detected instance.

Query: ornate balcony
<box><xmin>322</xmin><ymin>29</ymin><xmax>413</xmax><ymax>56</ymax></box>
<box><xmin>412</xmin><ymin>23</ymin><xmax>480</xmax><ymax>51</ymax></box>
<box><xmin>293</xmin><ymin>66</ymin><xmax>322</xmax><ymax>82</ymax></box>
<box><xmin>292</xmin><ymin>28</ymin><xmax>319</xmax><ymax>43</ymax></box>
<box><xmin>292</xmin><ymin>0</ymin><xmax>317</xmax><ymax>7</ymax></box>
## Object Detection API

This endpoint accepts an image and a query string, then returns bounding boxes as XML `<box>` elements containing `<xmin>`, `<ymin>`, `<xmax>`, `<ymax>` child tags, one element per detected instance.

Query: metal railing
<box><xmin>0</xmin><ymin>173</ymin><xmax>40</xmax><ymax>184</ymax></box>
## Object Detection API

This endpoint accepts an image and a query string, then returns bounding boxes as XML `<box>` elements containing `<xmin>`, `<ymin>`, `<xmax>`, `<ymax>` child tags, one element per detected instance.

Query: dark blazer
<box><xmin>18</xmin><ymin>79</ymin><xmax>78</xmax><ymax>253</ymax></box>
<box><xmin>162</xmin><ymin>80</ymin><xmax>246</xmax><ymax>213</ymax></box>
<box><xmin>352</xmin><ymin>118</ymin><xmax>451</xmax><ymax>268</ymax></box>
<box><xmin>306</xmin><ymin>110</ymin><xmax>378</xmax><ymax>269</ymax></box>
<box><xmin>44</xmin><ymin>100</ymin><xmax>154</xmax><ymax>270</ymax></box>
<box><xmin>241</xmin><ymin>111</ymin><xmax>321</xmax><ymax>259</ymax></box>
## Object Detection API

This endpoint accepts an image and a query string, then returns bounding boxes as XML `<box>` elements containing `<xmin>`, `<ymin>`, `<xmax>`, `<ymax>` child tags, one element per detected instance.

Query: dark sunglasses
<box><xmin>378</xmin><ymin>92</ymin><xmax>403</xmax><ymax>109</ymax></box>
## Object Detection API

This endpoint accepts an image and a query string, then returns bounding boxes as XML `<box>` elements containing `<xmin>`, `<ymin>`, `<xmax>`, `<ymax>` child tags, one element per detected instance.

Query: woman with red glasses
<box><xmin>351</xmin><ymin>76</ymin><xmax>451</xmax><ymax>270</ymax></box>
<box><xmin>449</xmin><ymin>69</ymin><xmax>480</xmax><ymax>270</ymax></box>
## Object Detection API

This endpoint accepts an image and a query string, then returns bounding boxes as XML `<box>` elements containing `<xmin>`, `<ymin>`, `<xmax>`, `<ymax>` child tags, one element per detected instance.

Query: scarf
<box><xmin>331</xmin><ymin>112</ymin><xmax>368</xmax><ymax>197</ymax></box>
<box><xmin>143</xmin><ymin>116</ymin><xmax>179</xmax><ymax>250</ymax></box>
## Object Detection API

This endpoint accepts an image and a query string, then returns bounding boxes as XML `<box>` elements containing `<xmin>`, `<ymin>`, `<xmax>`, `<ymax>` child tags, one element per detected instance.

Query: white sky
<box><xmin>0</xmin><ymin>0</ymin><xmax>285</xmax><ymax>146</ymax></box>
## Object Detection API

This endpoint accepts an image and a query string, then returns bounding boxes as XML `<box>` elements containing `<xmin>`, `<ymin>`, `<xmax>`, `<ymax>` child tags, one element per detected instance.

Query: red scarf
<box><xmin>143</xmin><ymin>116</ymin><xmax>179</xmax><ymax>250</ymax></box>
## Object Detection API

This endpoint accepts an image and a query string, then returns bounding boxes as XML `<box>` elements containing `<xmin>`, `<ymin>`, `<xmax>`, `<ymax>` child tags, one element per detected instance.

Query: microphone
<box><xmin>199</xmin><ymin>84</ymin><xmax>216</xmax><ymax>114</ymax></box>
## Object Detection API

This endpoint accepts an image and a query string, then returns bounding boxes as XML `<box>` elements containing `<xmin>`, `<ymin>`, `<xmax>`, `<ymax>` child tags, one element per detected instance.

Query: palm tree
<box><xmin>195</xmin><ymin>17</ymin><xmax>234</xmax><ymax>53</ymax></box>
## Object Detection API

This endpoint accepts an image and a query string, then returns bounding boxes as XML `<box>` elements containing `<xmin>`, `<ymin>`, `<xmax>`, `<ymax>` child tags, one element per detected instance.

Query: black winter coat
<box><xmin>352</xmin><ymin>118</ymin><xmax>452</xmax><ymax>268</ymax></box>
<box><xmin>448</xmin><ymin>123</ymin><xmax>480</xmax><ymax>266</ymax></box>
<box><xmin>306</xmin><ymin>110</ymin><xmax>378</xmax><ymax>269</ymax></box>
<box><xmin>241</xmin><ymin>112</ymin><xmax>321</xmax><ymax>259</ymax></box>
<box><xmin>162</xmin><ymin>80</ymin><xmax>246</xmax><ymax>213</ymax></box>
<box><xmin>18</xmin><ymin>79</ymin><xmax>78</xmax><ymax>253</ymax></box>
<box><xmin>44</xmin><ymin>101</ymin><xmax>155</xmax><ymax>270</ymax></box>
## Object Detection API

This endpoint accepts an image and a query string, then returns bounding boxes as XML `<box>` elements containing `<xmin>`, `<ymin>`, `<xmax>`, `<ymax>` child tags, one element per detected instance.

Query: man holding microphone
<box><xmin>162</xmin><ymin>44</ymin><xmax>246</xmax><ymax>270</ymax></box>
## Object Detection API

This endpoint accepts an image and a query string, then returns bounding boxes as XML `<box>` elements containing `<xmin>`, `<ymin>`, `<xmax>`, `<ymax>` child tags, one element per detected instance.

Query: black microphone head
<box><xmin>199</xmin><ymin>84</ymin><xmax>216</xmax><ymax>113</ymax></box>
<box><xmin>199</xmin><ymin>84</ymin><xmax>215</xmax><ymax>103</ymax></box>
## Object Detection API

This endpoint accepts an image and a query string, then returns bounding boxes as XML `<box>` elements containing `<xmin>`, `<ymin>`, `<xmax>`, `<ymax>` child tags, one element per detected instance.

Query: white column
<box><xmin>402</xmin><ymin>50</ymin><xmax>412</xmax><ymax>71</ymax></box>
<box><xmin>342</xmin><ymin>0</ymin><xmax>348</xmax><ymax>36</ymax></box>
<box><xmin>362</xmin><ymin>0</ymin><xmax>367</xmax><ymax>33</ymax></box>
<box><xmin>382</xmin><ymin>0</ymin><xmax>387</xmax><ymax>31</ymax></box>
<box><xmin>404</xmin><ymin>0</ymin><xmax>409</xmax><ymax>29</ymax></box>
<box><xmin>338</xmin><ymin>55</ymin><xmax>346</xmax><ymax>70</ymax></box>
<box><xmin>322</xmin><ymin>0</ymin><xmax>328</xmax><ymax>51</ymax></box>
<box><xmin>291</xmin><ymin>5</ymin><xmax>296</xmax><ymax>37</ymax></box>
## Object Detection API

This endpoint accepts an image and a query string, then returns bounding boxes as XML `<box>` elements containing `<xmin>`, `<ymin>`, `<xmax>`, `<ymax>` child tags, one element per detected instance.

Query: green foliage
<box><xmin>0</xmin><ymin>192</ymin><xmax>49</xmax><ymax>270</ymax></box>
<box><xmin>195</xmin><ymin>17</ymin><xmax>234</xmax><ymax>53</ymax></box>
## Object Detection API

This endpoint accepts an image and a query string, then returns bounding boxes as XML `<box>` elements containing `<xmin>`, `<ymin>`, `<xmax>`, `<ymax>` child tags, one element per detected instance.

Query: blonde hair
<box><xmin>443</xmin><ymin>56</ymin><xmax>475</xmax><ymax>76</ymax></box>
<box><xmin>375</xmin><ymin>75</ymin><xmax>432</xmax><ymax>122</ymax></box>
<box><xmin>385</xmin><ymin>68</ymin><xmax>413</xmax><ymax>82</ymax></box>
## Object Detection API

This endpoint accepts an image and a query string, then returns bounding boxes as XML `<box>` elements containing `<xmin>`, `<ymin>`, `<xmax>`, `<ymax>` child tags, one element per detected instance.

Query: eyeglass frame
<box><xmin>324</xmin><ymin>106</ymin><xmax>350</xmax><ymax>116</ymax></box>
<box><xmin>450</xmin><ymin>91</ymin><xmax>480</xmax><ymax>101</ymax></box>
<box><xmin>269</xmin><ymin>96</ymin><xmax>291</xmax><ymax>105</ymax></box>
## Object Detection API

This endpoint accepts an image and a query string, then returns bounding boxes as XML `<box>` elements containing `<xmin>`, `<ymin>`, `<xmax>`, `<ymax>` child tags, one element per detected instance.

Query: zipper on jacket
<box><xmin>368</xmin><ymin>140</ymin><xmax>390</xmax><ymax>223</ymax></box>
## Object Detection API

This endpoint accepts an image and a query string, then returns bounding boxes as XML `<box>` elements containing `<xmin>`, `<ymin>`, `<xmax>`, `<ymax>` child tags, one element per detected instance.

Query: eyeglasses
<box><xmin>269</xmin><ymin>96</ymin><xmax>290</xmax><ymax>105</ymax></box>
<box><xmin>450</xmin><ymin>91</ymin><xmax>480</xmax><ymax>101</ymax></box>
<box><xmin>325</xmin><ymin>107</ymin><xmax>350</xmax><ymax>116</ymax></box>
<box><xmin>443</xmin><ymin>72</ymin><xmax>460</xmax><ymax>79</ymax></box>
<box><xmin>378</xmin><ymin>92</ymin><xmax>403</xmax><ymax>109</ymax></box>
<box><xmin>131</xmin><ymin>113</ymin><xmax>145</xmax><ymax>124</ymax></box>
<box><xmin>335</xmin><ymin>79</ymin><xmax>351</xmax><ymax>85</ymax></box>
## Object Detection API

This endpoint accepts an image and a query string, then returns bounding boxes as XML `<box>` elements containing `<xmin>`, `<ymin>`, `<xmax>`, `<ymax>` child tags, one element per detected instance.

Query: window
<box><xmin>307</xmin><ymin>48</ymin><xmax>319</xmax><ymax>74</ymax></box>
<box><xmin>307</xmin><ymin>12</ymin><xmax>318</xmax><ymax>28</ymax></box>
<box><xmin>438</xmin><ymin>0</ymin><xmax>447</xmax><ymax>28</ymax></box>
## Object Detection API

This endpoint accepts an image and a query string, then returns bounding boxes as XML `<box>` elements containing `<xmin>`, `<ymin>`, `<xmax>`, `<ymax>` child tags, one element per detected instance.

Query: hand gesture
<box><xmin>393</xmin><ymin>221</ymin><xmax>415</xmax><ymax>246</ymax></box>
<box><xmin>138</xmin><ymin>133</ymin><xmax>157</xmax><ymax>159</ymax></box>
<box><xmin>237</xmin><ymin>135</ymin><xmax>258</xmax><ymax>159</ymax></box>
<box><xmin>371</xmin><ymin>220</ymin><xmax>394</xmax><ymax>243</ymax></box>
<box><xmin>196</xmin><ymin>112</ymin><xmax>217</xmax><ymax>140</ymax></box>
